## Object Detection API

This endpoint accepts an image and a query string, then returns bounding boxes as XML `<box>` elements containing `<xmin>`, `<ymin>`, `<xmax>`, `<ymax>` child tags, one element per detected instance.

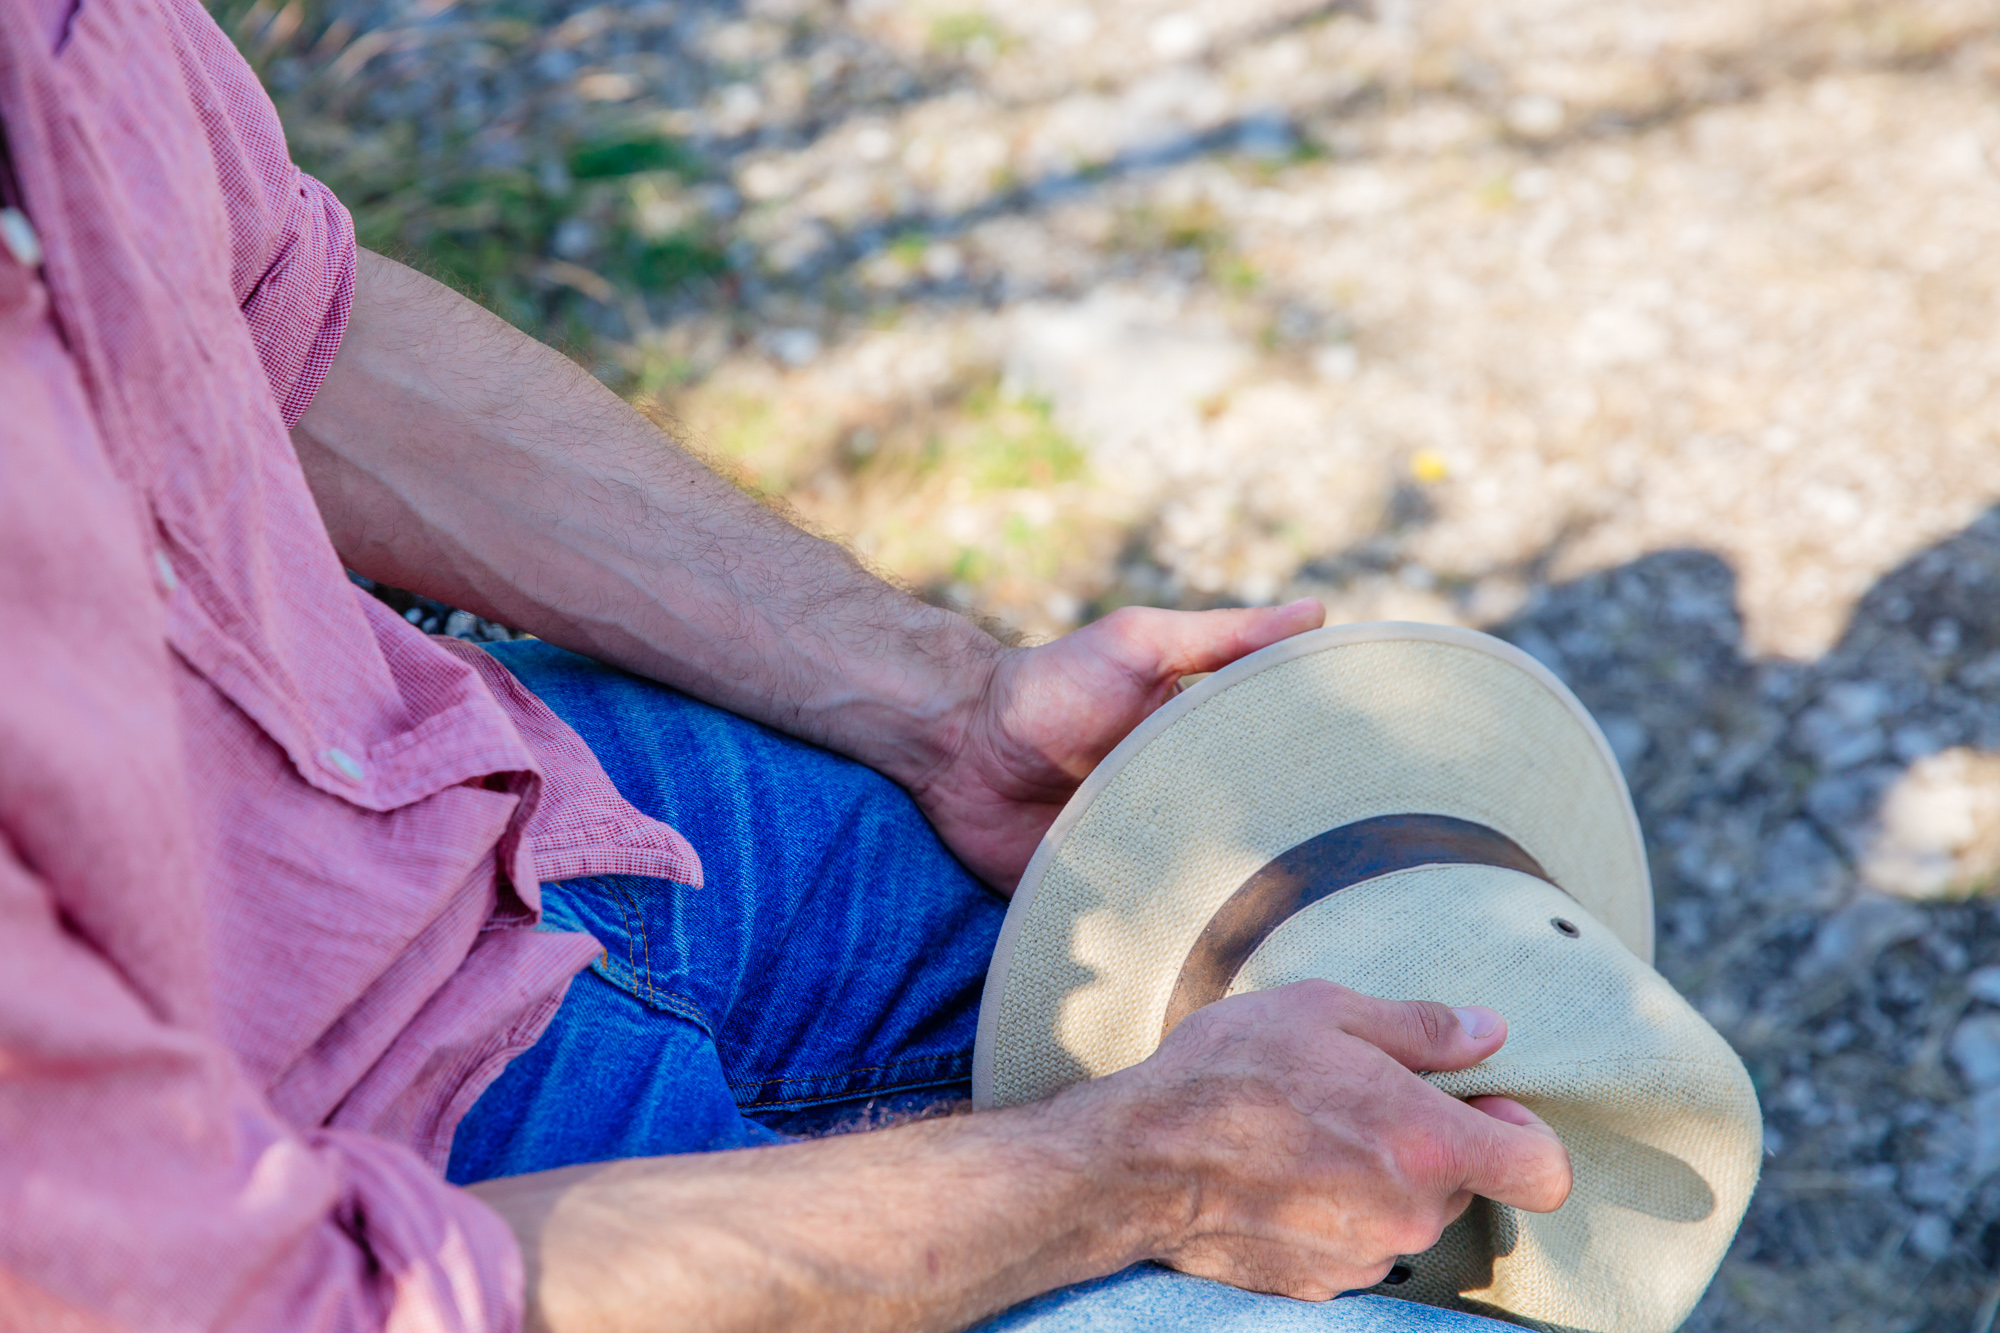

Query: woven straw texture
<box><xmin>1234</xmin><ymin>865</ymin><xmax>1761</xmax><ymax>1333</ymax></box>
<box><xmin>984</xmin><ymin>635</ymin><xmax>1651</xmax><ymax>1109</ymax></box>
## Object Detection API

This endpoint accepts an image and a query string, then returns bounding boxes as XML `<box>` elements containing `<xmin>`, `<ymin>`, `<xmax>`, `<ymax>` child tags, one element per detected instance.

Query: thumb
<box><xmin>1450</xmin><ymin>1096</ymin><xmax>1574</xmax><ymax>1213</ymax></box>
<box><xmin>1087</xmin><ymin>599</ymin><xmax>1326</xmax><ymax>682</ymax></box>
<box><xmin>1313</xmin><ymin>983</ymin><xmax>1509</xmax><ymax>1073</ymax></box>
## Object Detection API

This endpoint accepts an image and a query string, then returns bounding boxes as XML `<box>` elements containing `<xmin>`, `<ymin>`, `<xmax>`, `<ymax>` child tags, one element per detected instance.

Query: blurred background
<box><xmin>216</xmin><ymin>0</ymin><xmax>2000</xmax><ymax>1327</ymax></box>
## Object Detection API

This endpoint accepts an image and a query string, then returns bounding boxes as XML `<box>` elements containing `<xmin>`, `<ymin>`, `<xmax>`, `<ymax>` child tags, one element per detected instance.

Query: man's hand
<box><xmin>472</xmin><ymin>979</ymin><xmax>1570</xmax><ymax>1333</ymax></box>
<box><xmin>912</xmin><ymin>598</ymin><xmax>1326</xmax><ymax>891</ymax></box>
<box><xmin>1108</xmin><ymin>979</ymin><xmax>1574</xmax><ymax>1298</ymax></box>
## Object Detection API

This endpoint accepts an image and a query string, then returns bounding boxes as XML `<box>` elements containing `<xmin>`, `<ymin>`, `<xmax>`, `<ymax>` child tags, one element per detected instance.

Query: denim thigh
<box><xmin>447</xmin><ymin>640</ymin><xmax>1006</xmax><ymax>1183</ymax></box>
<box><xmin>972</xmin><ymin>1267</ymin><xmax>1515</xmax><ymax>1333</ymax></box>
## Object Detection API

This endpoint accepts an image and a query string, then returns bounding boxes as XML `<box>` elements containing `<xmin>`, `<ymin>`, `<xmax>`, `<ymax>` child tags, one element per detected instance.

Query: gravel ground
<box><xmin>244</xmin><ymin>1</ymin><xmax>2000</xmax><ymax>1327</ymax></box>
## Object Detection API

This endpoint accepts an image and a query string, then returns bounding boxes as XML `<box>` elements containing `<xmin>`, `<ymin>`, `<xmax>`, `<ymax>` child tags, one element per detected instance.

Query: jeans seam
<box><xmin>729</xmin><ymin>1050</ymin><xmax>972</xmax><ymax>1103</ymax></box>
<box><xmin>582</xmin><ymin>954</ymin><xmax>715</xmax><ymax>1036</ymax></box>
<box><xmin>737</xmin><ymin>1068</ymin><xmax>974</xmax><ymax>1111</ymax></box>
<box><xmin>606</xmin><ymin>877</ymin><xmax>658</xmax><ymax>1006</ymax></box>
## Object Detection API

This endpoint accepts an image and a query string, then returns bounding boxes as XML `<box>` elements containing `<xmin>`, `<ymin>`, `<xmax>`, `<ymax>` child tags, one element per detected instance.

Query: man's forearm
<box><xmin>468</xmin><ymin>1084</ymin><xmax>1173</xmax><ymax>1333</ymax></box>
<box><xmin>466</xmin><ymin>984</ymin><xmax>1572</xmax><ymax>1333</ymax></box>
<box><xmin>290</xmin><ymin>250</ymin><xmax>998</xmax><ymax>787</ymax></box>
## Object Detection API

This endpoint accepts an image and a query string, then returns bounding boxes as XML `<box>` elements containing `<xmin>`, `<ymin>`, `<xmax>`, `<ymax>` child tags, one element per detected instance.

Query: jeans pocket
<box><xmin>540</xmin><ymin>874</ymin><xmax>712</xmax><ymax>1033</ymax></box>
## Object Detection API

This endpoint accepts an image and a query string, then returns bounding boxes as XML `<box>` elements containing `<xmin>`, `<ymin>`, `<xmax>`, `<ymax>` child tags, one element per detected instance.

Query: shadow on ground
<box><xmin>1481</xmin><ymin>511</ymin><xmax>2000</xmax><ymax>1333</ymax></box>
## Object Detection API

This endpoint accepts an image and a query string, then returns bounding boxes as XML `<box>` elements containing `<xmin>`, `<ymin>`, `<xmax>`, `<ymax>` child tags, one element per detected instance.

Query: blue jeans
<box><xmin>449</xmin><ymin>641</ymin><xmax>1508</xmax><ymax>1332</ymax></box>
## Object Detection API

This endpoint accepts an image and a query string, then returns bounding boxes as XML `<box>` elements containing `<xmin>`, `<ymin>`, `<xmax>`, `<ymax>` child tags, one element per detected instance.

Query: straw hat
<box><xmin>973</xmin><ymin>622</ymin><xmax>1761</xmax><ymax>1333</ymax></box>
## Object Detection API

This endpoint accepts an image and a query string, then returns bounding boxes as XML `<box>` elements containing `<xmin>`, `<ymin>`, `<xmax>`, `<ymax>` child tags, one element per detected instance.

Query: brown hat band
<box><xmin>1159</xmin><ymin>814</ymin><xmax>1559</xmax><ymax>1039</ymax></box>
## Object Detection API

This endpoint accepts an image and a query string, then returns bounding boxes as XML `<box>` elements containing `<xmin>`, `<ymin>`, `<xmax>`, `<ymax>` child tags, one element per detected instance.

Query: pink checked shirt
<box><xmin>0</xmin><ymin>0</ymin><xmax>702</xmax><ymax>1327</ymax></box>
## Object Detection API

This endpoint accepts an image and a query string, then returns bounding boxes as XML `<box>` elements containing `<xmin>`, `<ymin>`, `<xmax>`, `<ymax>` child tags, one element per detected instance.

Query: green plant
<box><xmin>927</xmin><ymin>10</ymin><xmax>1011</xmax><ymax>57</ymax></box>
<box><xmin>569</xmin><ymin>132</ymin><xmax>703</xmax><ymax>182</ymax></box>
<box><xmin>958</xmin><ymin>387</ymin><xmax>1085</xmax><ymax>491</ymax></box>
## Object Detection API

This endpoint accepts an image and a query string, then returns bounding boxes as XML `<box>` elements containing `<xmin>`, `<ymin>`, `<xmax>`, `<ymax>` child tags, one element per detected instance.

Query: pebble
<box><xmin>764</xmin><ymin>327</ymin><xmax>824</xmax><ymax>367</ymax></box>
<box><xmin>1973</xmin><ymin>1087</ymin><xmax>2000</xmax><ymax>1177</ymax></box>
<box><xmin>1794</xmin><ymin>895</ymin><xmax>1927</xmax><ymax>986</ymax></box>
<box><xmin>1908</xmin><ymin>1212</ymin><xmax>1954</xmax><ymax>1260</ymax></box>
<box><xmin>1948</xmin><ymin>1014</ymin><xmax>2000</xmax><ymax>1091</ymax></box>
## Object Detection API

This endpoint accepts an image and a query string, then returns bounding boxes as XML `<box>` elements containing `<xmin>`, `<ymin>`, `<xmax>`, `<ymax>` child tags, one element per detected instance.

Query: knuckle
<box><xmin>1410</xmin><ymin>1002</ymin><xmax>1446</xmax><ymax>1048</ymax></box>
<box><xmin>1101</xmin><ymin>605</ymin><xmax>1154</xmax><ymax>638</ymax></box>
<box><xmin>1295</xmin><ymin>977</ymin><xmax>1352</xmax><ymax>1012</ymax></box>
<box><xmin>1389</xmin><ymin>1212</ymin><xmax>1449</xmax><ymax>1256</ymax></box>
<box><xmin>1392</xmin><ymin>1106</ymin><xmax>1464</xmax><ymax>1182</ymax></box>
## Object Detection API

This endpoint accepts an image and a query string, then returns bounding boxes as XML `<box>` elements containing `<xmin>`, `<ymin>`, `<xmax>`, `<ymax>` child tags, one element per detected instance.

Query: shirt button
<box><xmin>322</xmin><ymin>748</ymin><xmax>366</xmax><ymax>782</ymax></box>
<box><xmin>0</xmin><ymin>207</ymin><xmax>42</xmax><ymax>269</ymax></box>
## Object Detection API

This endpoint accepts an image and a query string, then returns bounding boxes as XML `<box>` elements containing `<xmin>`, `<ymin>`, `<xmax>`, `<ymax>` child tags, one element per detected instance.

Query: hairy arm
<box><xmin>471</xmin><ymin>1089</ymin><xmax>1156</xmax><ymax>1333</ymax></box>
<box><xmin>291</xmin><ymin>250</ymin><xmax>997</xmax><ymax>790</ymax></box>
<box><xmin>292</xmin><ymin>251</ymin><xmax>1325</xmax><ymax>888</ymax></box>
<box><xmin>470</xmin><ymin>984</ymin><xmax>1572</xmax><ymax>1333</ymax></box>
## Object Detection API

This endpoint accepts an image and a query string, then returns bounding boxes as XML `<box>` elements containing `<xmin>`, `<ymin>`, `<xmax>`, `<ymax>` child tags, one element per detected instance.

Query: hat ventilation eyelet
<box><xmin>1382</xmin><ymin>1264</ymin><xmax>1413</xmax><ymax>1286</ymax></box>
<box><xmin>1552</xmin><ymin>917</ymin><xmax>1580</xmax><ymax>938</ymax></box>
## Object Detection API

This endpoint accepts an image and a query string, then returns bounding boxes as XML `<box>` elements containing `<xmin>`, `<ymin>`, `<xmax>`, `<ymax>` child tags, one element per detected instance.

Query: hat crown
<box><xmin>1236</xmin><ymin>863</ymin><xmax>1761</xmax><ymax>1333</ymax></box>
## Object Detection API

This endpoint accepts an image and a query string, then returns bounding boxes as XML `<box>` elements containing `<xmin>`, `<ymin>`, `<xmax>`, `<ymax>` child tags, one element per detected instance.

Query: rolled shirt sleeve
<box><xmin>168</xmin><ymin>0</ymin><xmax>357</xmax><ymax>426</ymax></box>
<box><xmin>242</xmin><ymin>169</ymin><xmax>356</xmax><ymax>429</ymax></box>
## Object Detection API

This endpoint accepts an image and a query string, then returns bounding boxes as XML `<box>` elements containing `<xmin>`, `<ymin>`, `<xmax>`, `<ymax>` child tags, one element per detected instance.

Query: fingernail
<box><xmin>1453</xmin><ymin>1007</ymin><xmax>1498</xmax><ymax>1039</ymax></box>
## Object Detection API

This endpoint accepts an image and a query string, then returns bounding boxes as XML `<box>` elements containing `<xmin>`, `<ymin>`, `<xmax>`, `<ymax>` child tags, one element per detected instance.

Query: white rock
<box><xmin>1758</xmin><ymin>820</ymin><xmax>1846</xmax><ymax>907</ymax></box>
<box><xmin>1504</xmin><ymin>93</ymin><xmax>1565</xmax><ymax>139</ymax></box>
<box><xmin>1146</xmin><ymin>13</ymin><xmax>1206</xmax><ymax>62</ymax></box>
<box><xmin>1973</xmin><ymin>1086</ymin><xmax>2000</xmax><ymax>1177</ymax></box>
<box><xmin>1794</xmin><ymin>894</ymin><xmax>1926</xmax><ymax>985</ymax></box>
<box><xmin>1003</xmin><ymin>288</ymin><xmax>1251</xmax><ymax>485</ymax></box>
<box><xmin>852</xmin><ymin>124</ymin><xmax>895</xmax><ymax>162</ymax></box>
<box><xmin>1967</xmin><ymin>966</ymin><xmax>2000</xmax><ymax>1006</ymax></box>
<box><xmin>1948</xmin><ymin>1013</ymin><xmax>2000</xmax><ymax>1090</ymax></box>
<box><xmin>1907</xmin><ymin>1212</ymin><xmax>1954</xmax><ymax>1260</ymax></box>
<box><xmin>1795</xmin><ymin>682</ymin><xmax>1893</xmax><ymax>770</ymax></box>
<box><xmin>1312</xmin><ymin>342</ymin><xmax>1359</xmax><ymax>382</ymax></box>
<box><xmin>1048</xmin><ymin>7</ymin><xmax>1096</xmax><ymax>46</ymax></box>
<box><xmin>763</xmin><ymin>327</ymin><xmax>822</xmax><ymax>367</ymax></box>
<box><xmin>921</xmin><ymin>243</ymin><xmax>965</xmax><ymax>281</ymax></box>
<box><xmin>1822</xmin><ymin>680</ymin><xmax>1892</xmax><ymax>726</ymax></box>
<box><xmin>1902</xmin><ymin>1157</ymin><xmax>1966</xmax><ymax>1210</ymax></box>
<box><xmin>551</xmin><ymin>217</ymin><xmax>596</xmax><ymax>260</ymax></box>
<box><xmin>1862</xmin><ymin>747</ymin><xmax>2000</xmax><ymax>899</ymax></box>
<box><xmin>1571</xmin><ymin>304</ymin><xmax>1667</xmax><ymax>368</ymax></box>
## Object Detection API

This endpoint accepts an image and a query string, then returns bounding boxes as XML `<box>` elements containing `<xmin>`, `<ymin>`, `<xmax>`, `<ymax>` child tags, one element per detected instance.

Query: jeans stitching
<box><xmin>729</xmin><ymin>1050</ymin><xmax>972</xmax><ymax>1102</ymax></box>
<box><xmin>582</xmin><ymin>954</ymin><xmax>715</xmax><ymax>1035</ymax></box>
<box><xmin>606</xmin><ymin>877</ymin><xmax>660</xmax><ymax>1006</ymax></box>
<box><xmin>738</xmin><ymin>1068</ymin><xmax>974</xmax><ymax>1111</ymax></box>
<box><xmin>607</xmin><ymin>889</ymin><xmax>644</xmax><ymax>1001</ymax></box>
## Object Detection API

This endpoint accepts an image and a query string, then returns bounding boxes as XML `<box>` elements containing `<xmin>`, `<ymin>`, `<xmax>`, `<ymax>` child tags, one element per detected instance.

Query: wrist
<box><xmin>842</xmin><ymin>608</ymin><xmax>1008</xmax><ymax>793</ymax></box>
<box><xmin>1035</xmin><ymin>1070</ymin><xmax>1202</xmax><ymax>1271</ymax></box>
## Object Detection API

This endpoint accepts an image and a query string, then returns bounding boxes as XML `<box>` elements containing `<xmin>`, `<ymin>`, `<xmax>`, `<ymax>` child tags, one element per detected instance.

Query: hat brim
<box><xmin>974</xmin><ymin>621</ymin><xmax>1653</xmax><ymax>1109</ymax></box>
